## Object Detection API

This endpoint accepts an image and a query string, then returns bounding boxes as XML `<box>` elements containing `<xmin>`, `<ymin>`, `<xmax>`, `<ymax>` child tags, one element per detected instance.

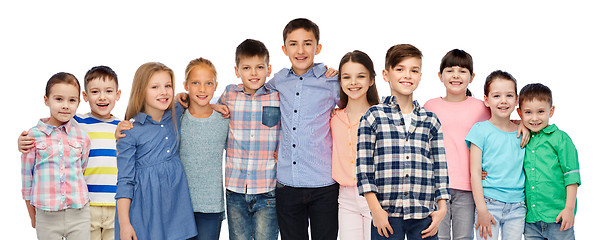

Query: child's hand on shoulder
<box><xmin>210</xmin><ymin>104</ymin><xmax>230</xmax><ymax>118</ymax></box>
<box><xmin>556</xmin><ymin>207</ymin><xmax>575</xmax><ymax>231</ymax></box>
<box><xmin>176</xmin><ymin>92</ymin><xmax>189</xmax><ymax>108</ymax></box>
<box><xmin>324</xmin><ymin>65</ymin><xmax>338</xmax><ymax>78</ymax></box>
<box><xmin>115</xmin><ymin>120</ymin><xmax>134</xmax><ymax>140</ymax></box>
<box><xmin>18</xmin><ymin>131</ymin><xmax>35</xmax><ymax>153</ymax></box>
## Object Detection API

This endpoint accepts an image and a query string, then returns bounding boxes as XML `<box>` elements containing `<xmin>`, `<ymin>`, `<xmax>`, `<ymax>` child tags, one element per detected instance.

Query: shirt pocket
<box><xmin>35</xmin><ymin>142</ymin><xmax>51</xmax><ymax>159</ymax></box>
<box><xmin>262</xmin><ymin>106</ymin><xmax>280</xmax><ymax>128</ymax></box>
<box><xmin>68</xmin><ymin>140</ymin><xmax>83</xmax><ymax>159</ymax></box>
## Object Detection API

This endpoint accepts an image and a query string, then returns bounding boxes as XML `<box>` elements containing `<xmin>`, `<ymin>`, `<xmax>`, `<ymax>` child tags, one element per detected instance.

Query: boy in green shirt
<box><xmin>517</xmin><ymin>83</ymin><xmax>580</xmax><ymax>240</ymax></box>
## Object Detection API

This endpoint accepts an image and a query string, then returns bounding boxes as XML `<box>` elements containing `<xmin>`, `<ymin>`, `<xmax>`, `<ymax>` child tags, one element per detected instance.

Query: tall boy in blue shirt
<box><xmin>357</xmin><ymin>44</ymin><xmax>450</xmax><ymax>240</ymax></box>
<box><xmin>265</xmin><ymin>18</ymin><xmax>339</xmax><ymax>240</ymax></box>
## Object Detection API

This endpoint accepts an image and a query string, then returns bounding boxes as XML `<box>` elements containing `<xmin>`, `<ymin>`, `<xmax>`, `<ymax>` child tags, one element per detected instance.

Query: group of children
<box><xmin>19</xmin><ymin>18</ymin><xmax>580</xmax><ymax>240</ymax></box>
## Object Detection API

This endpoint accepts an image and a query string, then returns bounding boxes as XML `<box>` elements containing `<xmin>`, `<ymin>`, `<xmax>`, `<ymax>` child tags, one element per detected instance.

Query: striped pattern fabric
<box><xmin>356</xmin><ymin>96</ymin><xmax>450</xmax><ymax>220</ymax></box>
<box><xmin>21</xmin><ymin>119</ymin><xmax>91</xmax><ymax>211</ymax></box>
<box><xmin>218</xmin><ymin>84</ymin><xmax>280</xmax><ymax>194</ymax></box>
<box><xmin>73</xmin><ymin>113</ymin><xmax>120</xmax><ymax>206</ymax></box>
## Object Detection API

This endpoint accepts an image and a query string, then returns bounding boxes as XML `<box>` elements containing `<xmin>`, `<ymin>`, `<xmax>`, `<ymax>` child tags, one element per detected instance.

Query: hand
<box><xmin>210</xmin><ymin>104</ymin><xmax>230</xmax><ymax>118</ymax></box>
<box><xmin>422</xmin><ymin>208</ymin><xmax>446</xmax><ymax>238</ymax></box>
<box><xmin>372</xmin><ymin>208</ymin><xmax>393</xmax><ymax>238</ymax></box>
<box><xmin>273</xmin><ymin>150</ymin><xmax>278</xmax><ymax>160</ymax></box>
<box><xmin>516</xmin><ymin>122</ymin><xmax>530</xmax><ymax>148</ymax></box>
<box><xmin>115</xmin><ymin>120</ymin><xmax>133</xmax><ymax>140</ymax></box>
<box><xmin>556</xmin><ymin>208</ymin><xmax>575</xmax><ymax>231</ymax></box>
<box><xmin>475</xmin><ymin>209</ymin><xmax>496</xmax><ymax>240</ymax></box>
<box><xmin>176</xmin><ymin>92</ymin><xmax>189</xmax><ymax>108</ymax></box>
<box><xmin>120</xmin><ymin>223</ymin><xmax>138</xmax><ymax>240</ymax></box>
<box><xmin>324</xmin><ymin>66</ymin><xmax>338</xmax><ymax>78</ymax></box>
<box><xmin>330</xmin><ymin>108</ymin><xmax>337</xmax><ymax>118</ymax></box>
<box><xmin>18</xmin><ymin>131</ymin><xmax>35</xmax><ymax>153</ymax></box>
<box><xmin>482</xmin><ymin>171</ymin><xmax>487</xmax><ymax>180</ymax></box>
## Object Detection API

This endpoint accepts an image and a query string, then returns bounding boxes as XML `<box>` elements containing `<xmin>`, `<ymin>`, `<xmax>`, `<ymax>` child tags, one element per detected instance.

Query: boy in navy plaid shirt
<box><xmin>356</xmin><ymin>44</ymin><xmax>450</xmax><ymax>240</ymax></box>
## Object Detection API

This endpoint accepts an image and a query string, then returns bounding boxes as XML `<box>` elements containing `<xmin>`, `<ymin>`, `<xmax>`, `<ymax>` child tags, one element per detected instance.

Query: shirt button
<box><xmin>293</xmin><ymin>161</ymin><xmax>297</xmax><ymax>165</ymax></box>
<box><xmin>405</xmin><ymin>174</ymin><xmax>409</xmax><ymax>177</ymax></box>
<box><xmin>532</xmin><ymin>150</ymin><xmax>535</xmax><ymax>153</ymax></box>
<box><xmin>531</xmin><ymin>186</ymin><xmax>535</xmax><ymax>189</ymax></box>
<box><xmin>400</xmin><ymin>122</ymin><xmax>404</xmax><ymax>125</ymax></box>
<box><xmin>294</xmin><ymin>110</ymin><xmax>298</xmax><ymax>113</ymax></box>
<box><xmin>293</xmin><ymin>127</ymin><xmax>296</xmax><ymax>130</ymax></box>
<box><xmin>406</xmin><ymin>156</ymin><xmax>410</xmax><ymax>159</ymax></box>
<box><xmin>166</xmin><ymin>150</ymin><xmax>170</xmax><ymax>153</ymax></box>
<box><xmin>296</xmin><ymin>92</ymin><xmax>300</xmax><ymax>96</ymax></box>
<box><xmin>299</xmin><ymin>77</ymin><xmax>303</xmax><ymax>80</ymax></box>
<box><xmin>404</xmin><ymin>192</ymin><xmax>408</xmax><ymax>196</ymax></box>
<box><xmin>292</xmin><ymin>144</ymin><xmax>296</xmax><ymax>148</ymax></box>
<box><xmin>532</xmin><ymin>204</ymin><xmax>536</xmax><ymax>208</ymax></box>
<box><xmin>165</xmin><ymin>137</ymin><xmax>168</xmax><ymax>140</ymax></box>
<box><xmin>532</xmin><ymin>168</ymin><xmax>535</xmax><ymax>171</ymax></box>
<box><xmin>161</xmin><ymin>125</ymin><xmax>164</xmax><ymax>128</ymax></box>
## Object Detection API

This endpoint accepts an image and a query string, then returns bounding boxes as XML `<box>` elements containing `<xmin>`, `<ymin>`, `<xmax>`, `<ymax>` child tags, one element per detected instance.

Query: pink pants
<box><xmin>338</xmin><ymin>185</ymin><xmax>372</xmax><ymax>240</ymax></box>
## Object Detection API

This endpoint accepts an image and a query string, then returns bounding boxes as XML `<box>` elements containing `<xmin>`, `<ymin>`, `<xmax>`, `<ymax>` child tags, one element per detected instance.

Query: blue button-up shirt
<box><xmin>266</xmin><ymin>63</ymin><xmax>339</xmax><ymax>187</ymax></box>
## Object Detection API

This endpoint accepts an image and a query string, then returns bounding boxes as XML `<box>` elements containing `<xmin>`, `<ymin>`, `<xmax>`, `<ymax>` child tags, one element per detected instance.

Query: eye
<box><xmin>206</xmin><ymin>81</ymin><xmax>214</xmax><ymax>86</ymax></box>
<box><xmin>412</xmin><ymin>69</ymin><xmax>419</xmax><ymax>73</ymax></box>
<box><xmin>242</xmin><ymin>66</ymin><xmax>250</xmax><ymax>70</ymax></box>
<box><xmin>538</xmin><ymin>110</ymin><xmax>545</xmax><ymax>114</ymax></box>
<box><xmin>507</xmin><ymin>94</ymin><xmax>514</xmax><ymax>98</ymax></box>
<box><xmin>191</xmin><ymin>81</ymin><xmax>199</xmax><ymax>85</ymax></box>
<box><xmin>257</xmin><ymin>66</ymin><xmax>264</xmax><ymax>70</ymax></box>
<box><xmin>165</xmin><ymin>84</ymin><xmax>172</xmax><ymax>88</ymax></box>
<box><xmin>55</xmin><ymin>97</ymin><xmax>63</xmax><ymax>101</ymax></box>
<box><xmin>106</xmin><ymin>90</ymin><xmax>113</xmax><ymax>93</ymax></box>
<box><xmin>70</xmin><ymin>99</ymin><xmax>78</xmax><ymax>103</ymax></box>
<box><xmin>90</xmin><ymin>90</ymin><xmax>99</xmax><ymax>94</ymax></box>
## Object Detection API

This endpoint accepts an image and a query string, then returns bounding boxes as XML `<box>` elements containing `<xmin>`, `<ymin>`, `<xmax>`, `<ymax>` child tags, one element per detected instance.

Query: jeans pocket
<box><xmin>262</xmin><ymin>106</ymin><xmax>280</xmax><ymax>128</ymax></box>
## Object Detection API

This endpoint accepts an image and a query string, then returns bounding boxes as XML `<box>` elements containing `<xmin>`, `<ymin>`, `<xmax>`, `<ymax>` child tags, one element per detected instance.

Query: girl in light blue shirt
<box><xmin>466</xmin><ymin>70</ymin><xmax>525</xmax><ymax>240</ymax></box>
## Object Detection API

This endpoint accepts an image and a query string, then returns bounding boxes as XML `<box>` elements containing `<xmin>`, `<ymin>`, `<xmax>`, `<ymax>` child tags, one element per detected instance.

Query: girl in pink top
<box><xmin>331</xmin><ymin>50</ymin><xmax>380</xmax><ymax>240</ymax></box>
<box><xmin>424</xmin><ymin>49</ymin><xmax>490</xmax><ymax>240</ymax></box>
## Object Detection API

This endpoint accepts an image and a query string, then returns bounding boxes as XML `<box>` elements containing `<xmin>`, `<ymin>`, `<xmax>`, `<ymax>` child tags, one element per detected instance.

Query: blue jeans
<box><xmin>524</xmin><ymin>221</ymin><xmax>575</xmax><ymax>240</ymax></box>
<box><xmin>275</xmin><ymin>182</ymin><xmax>339</xmax><ymax>240</ymax></box>
<box><xmin>189</xmin><ymin>212</ymin><xmax>223</xmax><ymax>240</ymax></box>
<box><xmin>226</xmin><ymin>189</ymin><xmax>279</xmax><ymax>240</ymax></box>
<box><xmin>474</xmin><ymin>197</ymin><xmax>526</xmax><ymax>240</ymax></box>
<box><xmin>371</xmin><ymin>216</ymin><xmax>437</xmax><ymax>240</ymax></box>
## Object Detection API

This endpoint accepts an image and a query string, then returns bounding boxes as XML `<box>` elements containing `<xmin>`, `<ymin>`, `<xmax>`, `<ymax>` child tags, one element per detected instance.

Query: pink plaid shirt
<box><xmin>219</xmin><ymin>84</ymin><xmax>280</xmax><ymax>194</ymax></box>
<box><xmin>21</xmin><ymin>119</ymin><xmax>90</xmax><ymax>211</ymax></box>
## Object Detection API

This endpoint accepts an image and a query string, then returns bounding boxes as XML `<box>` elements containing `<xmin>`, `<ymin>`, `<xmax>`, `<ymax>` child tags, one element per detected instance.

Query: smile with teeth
<box><xmin>450</xmin><ymin>81</ymin><xmax>462</xmax><ymax>85</ymax></box>
<box><xmin>348</xmin><ymin>87</ymin><xmax>362</xmax><ymax>91</ymax></box>
<box><xmin>295</xmin><ymin>56</ymin><xmax>307</xmax><ymax>61</ymax></box>
<box><xmin>399</xmin><ymin>81</ymin><xmax>413</xmax><ymax>86</ymax></box>
<box><xmin>497</xmin><ymin>105</ymin><xmax>510</xmax><ymax>110</ymax></box>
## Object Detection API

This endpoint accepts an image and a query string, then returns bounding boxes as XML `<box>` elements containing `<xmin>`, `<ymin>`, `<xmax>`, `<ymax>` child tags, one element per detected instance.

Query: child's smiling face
<box><xmin>144</xmin><ymin>71</ymin><xmax>174</xmax><ymax>119</ymax></box>
<box><xmin>235</xmin><ymin>55</ymin><xmax>271</xmax><ymax>95</ymax></box>
<box><xmin>439</xmin><ymin>66</ymin><xmax>474</xmax><ymax>96</ymax></box>
<box><xmin>83</xmin><ymin>78</ymin><xmax>120</xmax><ymax>119</ymax></box>
<box><xmin>282</xmin><ymin>28</ymin><xmax>322</xmax><ymax>76</ymax></box>
<box><xmin>340</xmin><ymin>61</ymin><xmax>373</xmax><ymax>101</ymax></box>
<box><xmin>383</xmin><ymin>57</ymin><xmax>422</xmax><ymax>97</ymax></box>
<box><xmin>45</xmin><ymin>83</ymin><xmax>80</xmax><ymax>126</ymax></box>
<box><xmin>185</xmin><ymin>66</ymin><xmax>217</xmax><ymax>108</ymax></box>
<box><xmin>484</xmin><ymin>78</ymin><xmax>518</xmax><ymax>119</ymax></box>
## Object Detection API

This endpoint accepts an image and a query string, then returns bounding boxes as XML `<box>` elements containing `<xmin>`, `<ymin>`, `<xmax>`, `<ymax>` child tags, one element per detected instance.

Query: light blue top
<box><xmin>265</xmin><ymin>63</ymin><xmax>339</xmax><ymax>187</ymax></box>
<box><xmin>115</xmin><ymin>104</ymin><xmax>197</xmax><ymax>240</ymax></box>
<box><xmin>179</xmin><ymin>109</ymin><xmax>229</xmax><ymax>214</ymax></box>
<box><xmin>465</xmin><ymin>120</ymin><xmax>525</xmax><ymax>203</ymax></box>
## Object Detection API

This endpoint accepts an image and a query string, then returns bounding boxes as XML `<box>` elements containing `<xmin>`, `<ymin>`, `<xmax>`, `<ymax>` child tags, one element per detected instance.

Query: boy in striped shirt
<box><xmin>20</xmin><ymin>66</ymin><xmax>121</xmax><ymax>240</ymax></box>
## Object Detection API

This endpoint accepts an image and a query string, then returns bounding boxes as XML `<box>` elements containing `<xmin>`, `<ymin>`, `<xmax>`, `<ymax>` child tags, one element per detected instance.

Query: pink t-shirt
<box><xmin>331</xmin><ymin>109</ymin><xmax>358</xmax><ymax>187</ymax></box>
<box><xmin>424</xmin><ymin>97</ymin><xmax>490</xmax><ymax>191</ymax></box>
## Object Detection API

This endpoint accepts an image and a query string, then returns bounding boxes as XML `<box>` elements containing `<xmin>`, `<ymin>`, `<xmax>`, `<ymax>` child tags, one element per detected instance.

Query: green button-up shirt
<box><xmin>524</xmin><ymin>124</ymin><xmax>580</xmax><ymax>223</ymax></box>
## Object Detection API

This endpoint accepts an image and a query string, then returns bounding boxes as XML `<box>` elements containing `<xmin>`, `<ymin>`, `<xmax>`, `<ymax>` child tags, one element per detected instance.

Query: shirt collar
<box><xmin>382</xmin><ymin>96</ymin><xmax>421</xmax><ymax>113</ymax></box>
<box><xmin>37</xmin><ymin>118</ymin><xmax>73</xmax><ymax>135</ymax></box>
<box><xmin>537</xmin><ymin>124</ymin><xmax>558</xmax><ymax>135</ymax></box>
<box><xmin>233</xmin><ymin>83</ymin><xmax>272</xmax><ymax>95</ymax></box>
<box><xmin>287</xmin><ymin>63</ymin><xmax>326</xmax><ymax>78</ymax></box>
<box><xmin>132</xmin><ymin>109</ymin><xmax>172</xmax><ymax>125</ymax></box>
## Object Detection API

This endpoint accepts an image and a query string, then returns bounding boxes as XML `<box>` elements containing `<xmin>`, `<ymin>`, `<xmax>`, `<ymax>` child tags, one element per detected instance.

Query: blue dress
<box><xmin>115</xmin><ymin>104</ymin><xmax>197</xmax><ymax>240</ymax></box>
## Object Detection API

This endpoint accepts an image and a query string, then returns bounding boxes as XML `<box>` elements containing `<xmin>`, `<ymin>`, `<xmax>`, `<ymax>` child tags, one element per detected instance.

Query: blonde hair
<box><xmin>184</xmin><ymin>57</ymin><xmax>217</xmax><ymax>83</ymax></box>
<box><xmin>124</xmin><ymin>62</ymin><xmax>176</xmax><ymax>121</ymax></box>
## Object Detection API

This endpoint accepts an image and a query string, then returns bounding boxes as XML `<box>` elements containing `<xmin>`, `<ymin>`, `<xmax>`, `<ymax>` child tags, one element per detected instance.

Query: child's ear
<box><xmin>282</xmin><ymin>45</ymin><xmax>288</xmax><ymax>56</ymax></box>
<box><xmin>484</xmin><ymin>95</ymin><xmax>489</xmax><ymax>107</ymax></box>
<box><xmin>517</xmin><ymin>108</ymin><xmax>523</xmax><ymax>118</ymax></box>
<box><xmin>438</xmin><ymin>72</ymin><xmax>443</xmax><ymax>83</ymax></box>
<box><xmin>470</xmin><ymin>73</ymin><xmax>476</xmax><ymax>83</ymax></box>
<box><xmin>82</xmin><ymin>91</ymin><xmax>89</xmax><ymax>102</ymax></box>
<box><xmin>44</xmin><ymin>95</ymin><xmax>49</xmax><ymax>106</ymax></box>
<box><xmin>549</xmin><ymin>105</ymin><xmax>555</xmax><ymax>117</ymax></box>
<box><xmin>234</xmin><ymin>66</ymin><xmax>241</xmax><ymax>78</ymax></box>
<box><xmin>183</xmin><ymin>80</ymin><xmax>189</xmax><ymax>91</ymax></box>
<box><xmin>116</xmin><ymin>89</ymin><xmax>122</xmax><ymax>101</ymax></box>
<box><xmin>267</xmin><ymin>64</ymin><xmax>272</xmax><ymax>76</ymax></box>
<box><xmin>382</xmin><ymin>69</ymin><xmax>389</xmax><ymax>83</ymax></box>
<box><xmin>315</xmin><ymin>43</ymin><xmax>322</xmax><ymax>55</ymax></box>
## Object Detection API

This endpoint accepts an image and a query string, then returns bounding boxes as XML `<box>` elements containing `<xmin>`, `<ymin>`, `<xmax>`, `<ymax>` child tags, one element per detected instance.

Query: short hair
<box><xmin>385</xmin><ymin>44</ymin><xmax>423</xmax><ymax>70</ymax></box>
<box><xmin>45</xmin><ymin>72</ymin><xmax>81</xmax><ymax>98</ymax></box>
<box><xmin>337</xmin><ymin>50</ymin><xmax>380</xmax><ymax>109</ymax></box>
<box><xmin>519</xmin><ymin>83</ymin><xmax>552</xmax><ymax>107</ymax></box>
<box><xmin>283</xmin><ymin>18</ymin><xmax>320</xmax><ymax>43</ymax></box>
<box><xmin>484</xmin><ymin>70</ymin><xmax>517</xmax><ymax>96</ymax></box>
<box><xmin>185</xmin><ymin>57</ymin><xmax>217</xmax><ymax>83</ymax></box>
<box><xmin>84</xmin><ymin>66</ymin><xmax>118</xmax><ymax>91</ymax></box>
<box><xmin>235</xmin><ymin>39</ymin><xmax>270</xmax><ymax>66</ymax></box>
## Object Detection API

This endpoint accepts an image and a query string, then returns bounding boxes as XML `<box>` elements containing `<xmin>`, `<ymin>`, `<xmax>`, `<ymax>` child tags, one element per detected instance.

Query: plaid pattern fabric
<box><xmin>356</xmin><ymin>96</ymin><xmax>450</xmax><ymax>219</ymax></box>
<box><xmin>219</xmin><ymin>84</ymin><xmax>280</xmax><ymax>194</ymax></box>
<box><xmin>22</xmin><ymin>119</ymin><xmax>91</xmax><ymax>211</ymax></box>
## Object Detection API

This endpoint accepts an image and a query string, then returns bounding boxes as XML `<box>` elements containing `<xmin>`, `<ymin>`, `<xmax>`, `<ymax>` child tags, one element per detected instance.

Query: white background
<box><xmin>1</xmin><ymin>1</ymin><xmax>602</xmax><ymax>238</ymax></box>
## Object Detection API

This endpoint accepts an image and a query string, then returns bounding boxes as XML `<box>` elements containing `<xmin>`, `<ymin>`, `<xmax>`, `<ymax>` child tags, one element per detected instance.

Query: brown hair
<box><xmin>185</xmin><ymin>57</ymin><xmax>217</xmax><ymax>84</ymax></box>
<box><xmin>337</xmin><ymin>50</ymin><xmax>379</xmax><ymax>109</ymax></box>
<box><xmin>46</xmin><ymin>72</ymin><xmax>81</xmax><ymax>99</ymax></box>
<box><xmin>519</xmin><ymin>83</ymin><xmax>552</xmax><ymax>107</ymax></box>
<box><xmin>235</xmin><ymin>39</ymin><xmax>270</xmax><ymax>66</ymax></box>
<box><xmin>124</xmin><ymin>62</ymin><xmax>175</xmax><ymax>121</ymax></box>
<box><xmin>282</xmin><ymin>18</ymin><xmax>320</xmax><ymax>43</ymax></box>
<box><xmin>84</xmin><ymin>66</ymin><xmax>118</xmax><ymax>91</ymax></box>
<box><xmin>484</xmin><ymin>70</ymin><xmax>517</xmax><ymax>96</ymax></box>
<box><xmin>385</xmin><ymin>44</ymin><xmax>423</xmax><ymax>70</ymax></box>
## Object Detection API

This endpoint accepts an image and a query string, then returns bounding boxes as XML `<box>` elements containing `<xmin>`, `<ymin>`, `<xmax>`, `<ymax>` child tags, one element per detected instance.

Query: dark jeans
<box><xmin>371</xmin><ymin>216</ymin><xmax>437</xmax><ymax>240</ymax></box>
<box><xmin>275</xmin><ymin>182</ymin><xmax>339</xmax><ymax>240</ymax></box>
<box><xmin>188</xmin><ymin>212</ymin><xmax>222</xmax><ymax>240</ymax></box>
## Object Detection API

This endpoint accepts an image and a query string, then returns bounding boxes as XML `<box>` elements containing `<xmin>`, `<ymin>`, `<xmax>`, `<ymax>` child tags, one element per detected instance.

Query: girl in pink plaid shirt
<box><xmin>22</xmin><ymin>72</ymin><xmax>91</xmax><ymax>240</ymax></box>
